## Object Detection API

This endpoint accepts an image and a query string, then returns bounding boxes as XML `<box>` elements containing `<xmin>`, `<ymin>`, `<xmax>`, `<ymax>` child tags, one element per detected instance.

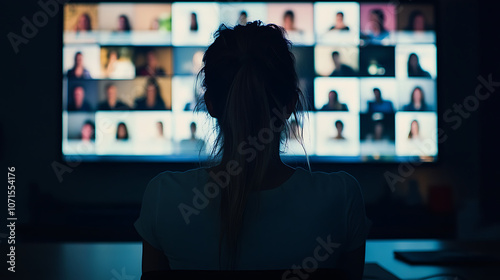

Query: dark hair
<box><xmin>198</xmin><ymin>21</ymin><xmax>306</xmax><ymax>269</ymax></box>
<box><xmin>116</xmin><ymin>122</ymin><xmax>129</xmax><ymax>140</ymax></box>
<box><xmin>77</xmin><ymin>13</ymin><xmax>92</xmax><ymax>31</ymax></box>
<box><xmin>407</xmin><ymin>53</ymin><xmax>427</xmax><ymax>76</ymax></box>
<box><xmin>409</xmin><ymin>86</ymin><xmax>426</xmax><ymax>108</ymax></box>
<box><xmin>190</xmin><ymin>12</ymin><xmax>198</xmax><ymax>31</ymax></box>
<box><xmin>73</xmin><ymin>52</ymin><xmax>83</xmax><ymax>65</ymax></box>
<box><xmin>337</xmin><ymin>11</ymin><xmax>344</xmax><ymax>17</ymax></box>
<box><xmin>331</xmin><ymin>51</ymin><xmax>340</xmax><ymax>57</ymax></box>
<box><xmin>405</xmin><ymin>10</ymin><xmax>427</xmax><ymax>31</ymax></box>
<box><xmin>373</xmin><ymin>87</ymin><xmax>381</xmax><ymax>95</ymax></box>
<box><xmin>370</xmin><ymin>9</ymin><xmax>386</xmax><ymax>32</ymax></box>
<box><xmin>408</xmin><ymin>120</ymin><xmax>419</xmax><ymax>139</ymax></box>
<box><xmin>329</xmin><ymin>90</ymin><xmax>339</xmax><ymax>102</ymax></box>
<box><xmin>240</xmin><ymin>11</ymin><xmax>247</xmax><ymax>17</ymax></box>
<box><xmin>335</xmin><ymin>120</ymin><xmax>344</xmax><ymax>128</ymax></box>
<box><xmin>284</xmin><ymin>10</ymin><xmax>295</xmax><ymax>20</ymax></box>
<box><xmin>118</xmin><ymin>15</ymin><xmax>131</xmax><ymax>31</ymax></box>
<box><xmin>105</xmin><ymin>83</ymin><xmax>115</xmax><ymax>93</ymax></box>
<box><xmin>144</xmin><ymin>77</ymin><xmax>166</xmax><ymax>108</ymax></box>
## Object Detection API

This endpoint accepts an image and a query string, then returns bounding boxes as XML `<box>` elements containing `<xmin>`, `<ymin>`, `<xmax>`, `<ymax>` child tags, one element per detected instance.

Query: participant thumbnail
<box><xmin>134</xmin><ymin>47</ymin><xmax>172</xmax><ymax>77</ymax></box>
<box><xmin>172</xmin><ymin>112</ymin><xmax>214</xmax><ymax>155</ymax></box>
<box><xmin>267</xmin><ymin>3</ymin><xmax>314</xmax><ymax>45</ymax></box>
<box><xmin>173</xmin><ymin>47</ymin><xmax>207</xmax><ymax>75</ymax></box>
<box><xmin>132</xmin><ymin>77</ymin><xmax>172</xmax><ymax>110</ymax></box>
<box><xmin>95</xmin><ymin>111</ymin><xmax>136</xmax><ymax>155</ymax></box>
<box><xmin>395</xmin><ymin>112</ymin><xmax>437</xmax><ymax>156</ymax></box>
<box><xmin>315</xmin><ymin>112</ymin><xmax>360</xmax><ymax>156</ymax></box>
<box><xmin>64</xmin><ymin>112</ymin><xmax>96</xmax><ymax>155</ymax></box>
<box><xmin>100</xmin><ymin>47</ymin><xmax>135</xmax><ymax>79</ymax></box>
<box><xmin>172</xmin><ymin>76</ymin><xmax>205</xmax><ymax>112</ymax></box>
<box><xmin>396</xmin><ymin>4</ymin><xmax>435</xmax><ymax>43</ymax></box>
<box><xmin>133</xmin><ymin>112</ymin><xmax>174</xmax><ymax>155</ymax></box>
<box><xmin>314</xmin><ymin>2</ymin><xmax>360</xmax><ymax>45</ymax></box>
<box><xmin>219</xmin><ymin>3</ymin><xmax>267</xmax><ymax>27</ymax></box>
<box><xmin>134</xmin><ymin>4</ymin><xmax>172</xmax><ymax>31</ymax></box>
<box><xmin>396</xmin><ymin>44</ymin><xmax>437</xmax><ymax>79</ymax></box>
<box><xmin>398</xmin><ymin>79</ymin><xmax>436</xmax><ymax>111</ymax></box>
<box><xmin>360</xmin><ymin>78</ymin><xmax>397</xmax><ymax>113</ymax></box>
<box><xmin>314</xmin><ymin>46</ymin><xmax>358</xmax><ymax>77</ymax></box>
<box><xmin>63</xmin><ymin>45</ymin><xmax>100</xmax><ymax>79</ymax></box>
<box><xmin>360</xmin><ymin>3</ymin><xmax>396</xmax><ymax>46</ymax></box>
<box><xmin>63</xmin><ymin>4</ymin><xmax>98</xmax><ymax>43</ymax></box>
<box><xmin>66</xmin><ymin>80</ymin><xmax>99</xmax><ymax>112</ymax></box>
<box><xmin>282</xmin><ymin>114</ymin><xmax>315</xmax><ymax>156</ymax></box>
<box><xmin>359</xmin><ymin>46</ymin><xmax>395</xmax><ymax>76</ymax></box>
<box><xmin>360</xmin><ymin>113</ymin><xmax>395</xmax><ymax>156</ymax></box>
<box><xmin>314</xmin><ymin>77</ymin><xmax>360</xmax><ymax>112</ymax></box>
<box><xmin>171</xmin><ymin>3</ymin><xmax>220</xmax><ymax>46</ymax></box>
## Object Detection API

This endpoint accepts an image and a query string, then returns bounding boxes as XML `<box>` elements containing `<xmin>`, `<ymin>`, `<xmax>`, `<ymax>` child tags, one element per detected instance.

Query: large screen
<box><xmin>62</xmin><ymin>2</ymin><xmax>437</xmax><ymax>162</ymax></box>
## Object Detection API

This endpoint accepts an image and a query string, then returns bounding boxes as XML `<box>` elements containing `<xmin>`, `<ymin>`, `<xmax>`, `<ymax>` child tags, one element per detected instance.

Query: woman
<box><xmin>67</xmin><ymin>52</ymin><xmax>91</xmax><ymax>79</ymax></box>
<box><xmin>321</xmin><ymin>90</ymin><xmax>348</xmax><ymax>111</ymax></box>
<box><xmin>407</xmin><ymin>53</ymin><xmax>431</xmax><ymax>78</ymax></box>
<box><xmin>75</xmin><ymin>13</ymin><xmax>91</xmax><ymax>32</ymax></box>
<box><xmin>135</xmin><ymin>21</ymin><xmax>367</xmax><ymax>278</ymax></box>
<box><xmin>362</xmin><ymin>9</ymin><xmax>389</xmax><ymax>45</ymax></box>
<box><xmin>116</xmin><ymin>122</ymin><xmax>129</xmax><ymax>140</ymax></box>
<box><xmin>408</xmin><ymin>120</ymin><xmax>420</xmax><ymax>139</ymax></box>
<box><xmin>403</xmin><ymin>86</ymin><xmax>428</xmax><ymax>111</ymax></box>
<box><xmin>134</xmin><ymin>78</ymin><xmax>167</xmax><ymax>110</ymax></box>
<box><xmin>117</xmin><ymin>15</ymin><xmax>132</xmax><ymax>32</ymax></box>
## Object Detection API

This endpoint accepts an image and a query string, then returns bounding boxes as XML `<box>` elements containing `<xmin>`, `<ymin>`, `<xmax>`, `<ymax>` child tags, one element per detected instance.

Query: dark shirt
<box><xmin>67</xmin><ymin>68</ymin><xmax>92</xmax><ymax>79</ymax></box>
<box><xmin>98</xmin><ymin>101</ymin><xmax>130</xmax><ymax>111</ymax></box>
<box><xmin>330</xmin><ymin>64</ymin><xmax>356</xmax><ymax>77</ymax></box>
<box><xmin>408</xmin><ymin>69</ymin><xmax>431</xmax><ymax>78</ymax></box>
<box><xmin>329</xmin><ymin>25</ymin><xmax>350</xmax><ymax>31</ymax></box>
<box><xmin>136</xmin><ymin>66</ymin><xmax>166</xmax><ymax>77</ymax></box>
<box><xmin>402</xmin><ymin>103</ymin><xmax>428</xmax><ymax>111</ymax></box>
<box><xmin>368</xmin><ymin>100</ymin><xmax>394</xmax><ymax>113</ymax></box>
<box><xmin>68</xmin><ymin>101</ymin><xmax>92</xmax><ymax>111</ymax></box>
<box><xmin>134</xmin><ymin>98</ymin><xmax>167</xmax><ymax>110</ymax></box>
<box><xmin>321</xmin><ymin>103</ymin><xmax>349</xmax><ymax>111</ymax></box>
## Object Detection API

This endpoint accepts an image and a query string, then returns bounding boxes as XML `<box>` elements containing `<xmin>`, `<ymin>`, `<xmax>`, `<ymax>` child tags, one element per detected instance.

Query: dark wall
<box><xmin>2</xmin><ymin>0</ymin><xmax>495</xmax><ymax>241</ymax></box>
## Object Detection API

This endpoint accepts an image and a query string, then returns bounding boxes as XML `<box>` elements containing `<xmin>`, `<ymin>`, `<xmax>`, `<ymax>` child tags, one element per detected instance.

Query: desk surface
<box><xmin>2</xmin><ymin>240</ymin><xmax>499</xmax><ymax>280</ymax></box>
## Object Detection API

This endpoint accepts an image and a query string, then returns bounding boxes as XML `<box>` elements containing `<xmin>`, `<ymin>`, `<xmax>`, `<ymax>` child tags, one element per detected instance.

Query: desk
<box><xmin>3</xmin><ymin>240</ymin><xmax>498</xmax><ymax>279</ymax></box>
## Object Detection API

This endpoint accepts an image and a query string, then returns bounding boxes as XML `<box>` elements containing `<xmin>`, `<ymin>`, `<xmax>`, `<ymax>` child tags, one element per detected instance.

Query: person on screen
<box><xmin>190</xmin><ymin>12</ymin><xmax>198</xmax><ymax>31</ymax></box>
<box><xmin>116</xmin><ymin>122</ymin><xmax>129</xmax><ymax>140</ymax></box>
<box><xmin>156</xmin><ymin>121</ymin><xmax>165</xmax><ymax>139</ymax></box>
<box><xmin>332</xmin><ymin>120</ymin><xmax>346</xmax><ymax>140</ymax></box>
<box><xmin>68</xmin><ymin>85</ymin><xmax>92</xmax><ymax>111</ymax></box>
<box><xmin>403</xmin><ymin>86</ymin><xmax>429</xmax><ymax>111</ymax></box>
<box><xmin>282</xmin><ymin>10</ymin><xmax>302</xmax><ymax>33</ymax></box>
<box><xmin>67</xmin><ymin>52</ymin><xmax>92</xmax><ymax>79</ymax></box>
<box><xmin>134</xmin><ymin>78</ymin><xmax>167</xmax><ymax>110</ymax></box>
<box><xmin>179</xmin><ymin>122</ymin><xmax>205</xmax><ymax>151</ymax></box>
<box><xmin>75</xmin><ymin>13</ymin><xmax>91</xmax><ymax>32</ymax></box>
<box><xmin>405</xmin><ymin>10</ymin><xmax>430</xmax><ymax>32</ymax></box>
<box><xmin>408</xmin><ymin>120</ymin><xmax>420</xmax><ymax>140</ymax></box>
<box><xmin>329</xmin><ymin>51</ymin><xmax>356</xmax><ymax>76</ymax></box>
<box><xmin>238</xmin><ymin>11</ymin><xmax>248</xmax><ymax>26</ymax></box>
<box><xmin>407</xmin><ymin>53</ymin><xmax>431</xmax><ymax>78</ymax></box>
<box><xmin>80</xmin><ymin>120</ymin><xmax>95</xmax><ymax>142</ymax></box>
<box><xmin>103</xmin><ymin>49</ymin><xmax>135</xmax><ymax>79</ymax></box>
<box><xmin>321</xmin><ymin>90</ymin><xmax>348</xmax><ymax>111</ymax></box>
<box><xmin>367</xmin><ymin>88</ymin><xmax>394</xmax><ymax>113</ymax></box>
<box><xmin>329</xmin><ymin>12</ymin><xmax>350</xmax><ymax>31</ymax></box>
<box><xmin>136</xmin><ymin>50</ymin><xmax>166</xmax><ymax>77</ymax></box>
<box><xmin>365</xmin><ymin>121</ymin><xmax>387</xmax><ymax>141</ymax></box>
<box><xmin>134</xmin><ymin>22</ymin><xmax>367</xmax><ymax>277</ymax></box>
<box><xmin>117</xmin><ymin>15</ymin><xmax>132</xmax><ymax>32</ymax></box>
<box><xmin>98</xmin><ymin>84</ymin><xmax>130</xmax><ymax>110</ymax></box>
<box><xmin>361</xmin><ymin>9</ymin><xmax>389</xmax><ymax>45</ymax></box>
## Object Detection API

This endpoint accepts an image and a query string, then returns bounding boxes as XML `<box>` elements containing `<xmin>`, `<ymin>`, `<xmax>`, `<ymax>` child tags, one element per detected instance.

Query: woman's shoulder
<box><xmin>150</xmin><ymin>168</ymin><xmax>208</xmax><ymax>186</ymax></box>
<box><xmin>295</xmin><ymin>168</ymin><xmax>360</xmax><ymax>190</ymax></box>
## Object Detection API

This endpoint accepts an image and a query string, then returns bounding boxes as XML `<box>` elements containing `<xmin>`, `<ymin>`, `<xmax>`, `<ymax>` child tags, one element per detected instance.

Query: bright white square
<box><xmin>315</xmin><ymin>112</ymin><xmax>360</xmax><ymax>156</ymax></box>
<box><xmin>172</xmin><ymin>76</ymin><xmax>203</xmax><ymax>112</ymax></box>
<box><xmin>95</xmin><ymin>111</ymin><xmax>137</xmax><ymax>155</ymax></box>
<box><xmin>219</xmin><ymin>3</ymin><xmax>267</xmax><ymax>27</ymax></box>
<box><xmin>314</xmin><ymin>77</ymin><xmax>360</xmax><ymax>112</ymax></box>
<box><xmin>395</xmin><ymin>112</ymin><xmax>437</xmax><ymax>156</ymax></box>
<box><xmin>133</xmin><ymin>112</ymin><xmax>173</xmax><ymax>155</ymax></box>
<box><xmin>396</xmin><ymin>44</ymin><xmax>437</xmax><ymax>79</ymax></box>
<box><xmin>359</xmin><ymin>78</ymin><xmax>398</xmax><ymax>113</ymax></box>
<box><xmin>314</xmin><ymin>2</ymin><xmax>360</xmax><ymax>45</ymax></box>
<box><xmin>398</xmin><ymin>78</ymin><xmax>436</xmax><ymax>111</ymax></box>
<box><xmin>172</xmin><ymin>2</ymin><xmax>220</xmax><ymax>46</ymax></box>
<box><xmin>63</xmin><ymin>45</ymin><xmax>101</xmax><ymax>78</ymax></box>
<box><xmin>172</xmin><ymin>112</ymin><xmax>215</xmax><ymax>155</ymax></box>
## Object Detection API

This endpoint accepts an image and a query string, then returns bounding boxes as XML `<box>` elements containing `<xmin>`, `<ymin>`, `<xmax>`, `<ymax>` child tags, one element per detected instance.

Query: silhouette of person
<box><xmin>68</xmin><ymin>85</ymin><xmax>92</xmax><ymax>111</ymax></box>
<box><xmin>403</xmin><ymin>86</ymin><xmax>428</xmax><ymax>111</ymax></box>
<box><xmin>321</xmin><ymin>90</ymin><xmax>348</xmax><ymax>111</ymax></box>
<box><xmin>67</xmin><ymin>52</ymin><xmax>92</xmax><ymax>79</ymax></box>
<box><xmin>407</xmin><ymin>53</ymin><xmax>431</xmax><ymax>78</ymax></box>
<box><xmin>190</xmin><ymin>12</ymin><xmax>198</xmax><ymax>31</ymax></box>
<box><xmin>367</xmin><ymin>88</ymin><xmax>394</xmax><ymax>113</ymax></box>
<box><xmin>116</xmin><ymin>122</ymin><xmax>129</xmax><ymax>140</ymax></box>
<box><xmin>134</xmin><ymin>78</ymin><xmax>167</xmax><ymax>110</ymax></box>
<box><xmin>333</xmin><ymin>120</ymin><xmax>346</xmax><ymax>140</ymax></box>
<box><xmin>329</xmin><ymin>51</ymin><xmax>356</xmax><ymax>76</ymax></box>
<box><xmin>98</xmin><ymin>84</ymin><xmax>130</xmax><ymax>110</ymax></box>
<box><xmin>329</xmin><ymin>12</ymin><xmax>350</xmax><ymax>31</ymax></box>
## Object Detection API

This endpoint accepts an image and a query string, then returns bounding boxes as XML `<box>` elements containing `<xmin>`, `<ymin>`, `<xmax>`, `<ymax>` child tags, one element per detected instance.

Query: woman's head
<box><xmin>144</xmin><ymin>77</ymin><xmax>163</xmax><ymax>106</ymax></box>
<box><xmin>76</xmin><ymin>13</ymin><xmax>91</xmax><ymax>31</ymax></box>
<box><xmin>118</xmin><ymin>15</ymin><xmax>131</xmax><ymax>32</ymax></box>
<box><xmin>411</xmin><ymin>86</ymin><xmax>425</xmax><ymax>105</ymax></box>
<box><xmin>81</xmin><ymin>120</ymin><xmax>95</xmax><ymax>141</ymax></box>
<box><xmin>369</xmin><ymin>9</ymin><xmax>386</xmax><ymax>33</ymax></box>
<box><xmin>198</xmin><ymin>21</ymin><xmax>305</xmax><ymax>268</ymax></box>
<box><xmin>409</xmin><ymin>120</ymin><xmax>419</xmax><ymax>139</ymax></box>
<box><xmin>407</xmin><ymin>10</ymin><xmax>426</xmax><ymax>31</ymax></box>
<box><xmin>116</xmin><ymin>122</ymin><xmax>129</xmax><ymax>140</ymax></box>
<box><xmin>74</xmin><ymin>52</ymin><xmax>84</xmax><ymax>67</ymax></box>
<box><xmin>328</xmin><ymin>90</ymin><xmax>339</xmax><ymax>103</ymax></box>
